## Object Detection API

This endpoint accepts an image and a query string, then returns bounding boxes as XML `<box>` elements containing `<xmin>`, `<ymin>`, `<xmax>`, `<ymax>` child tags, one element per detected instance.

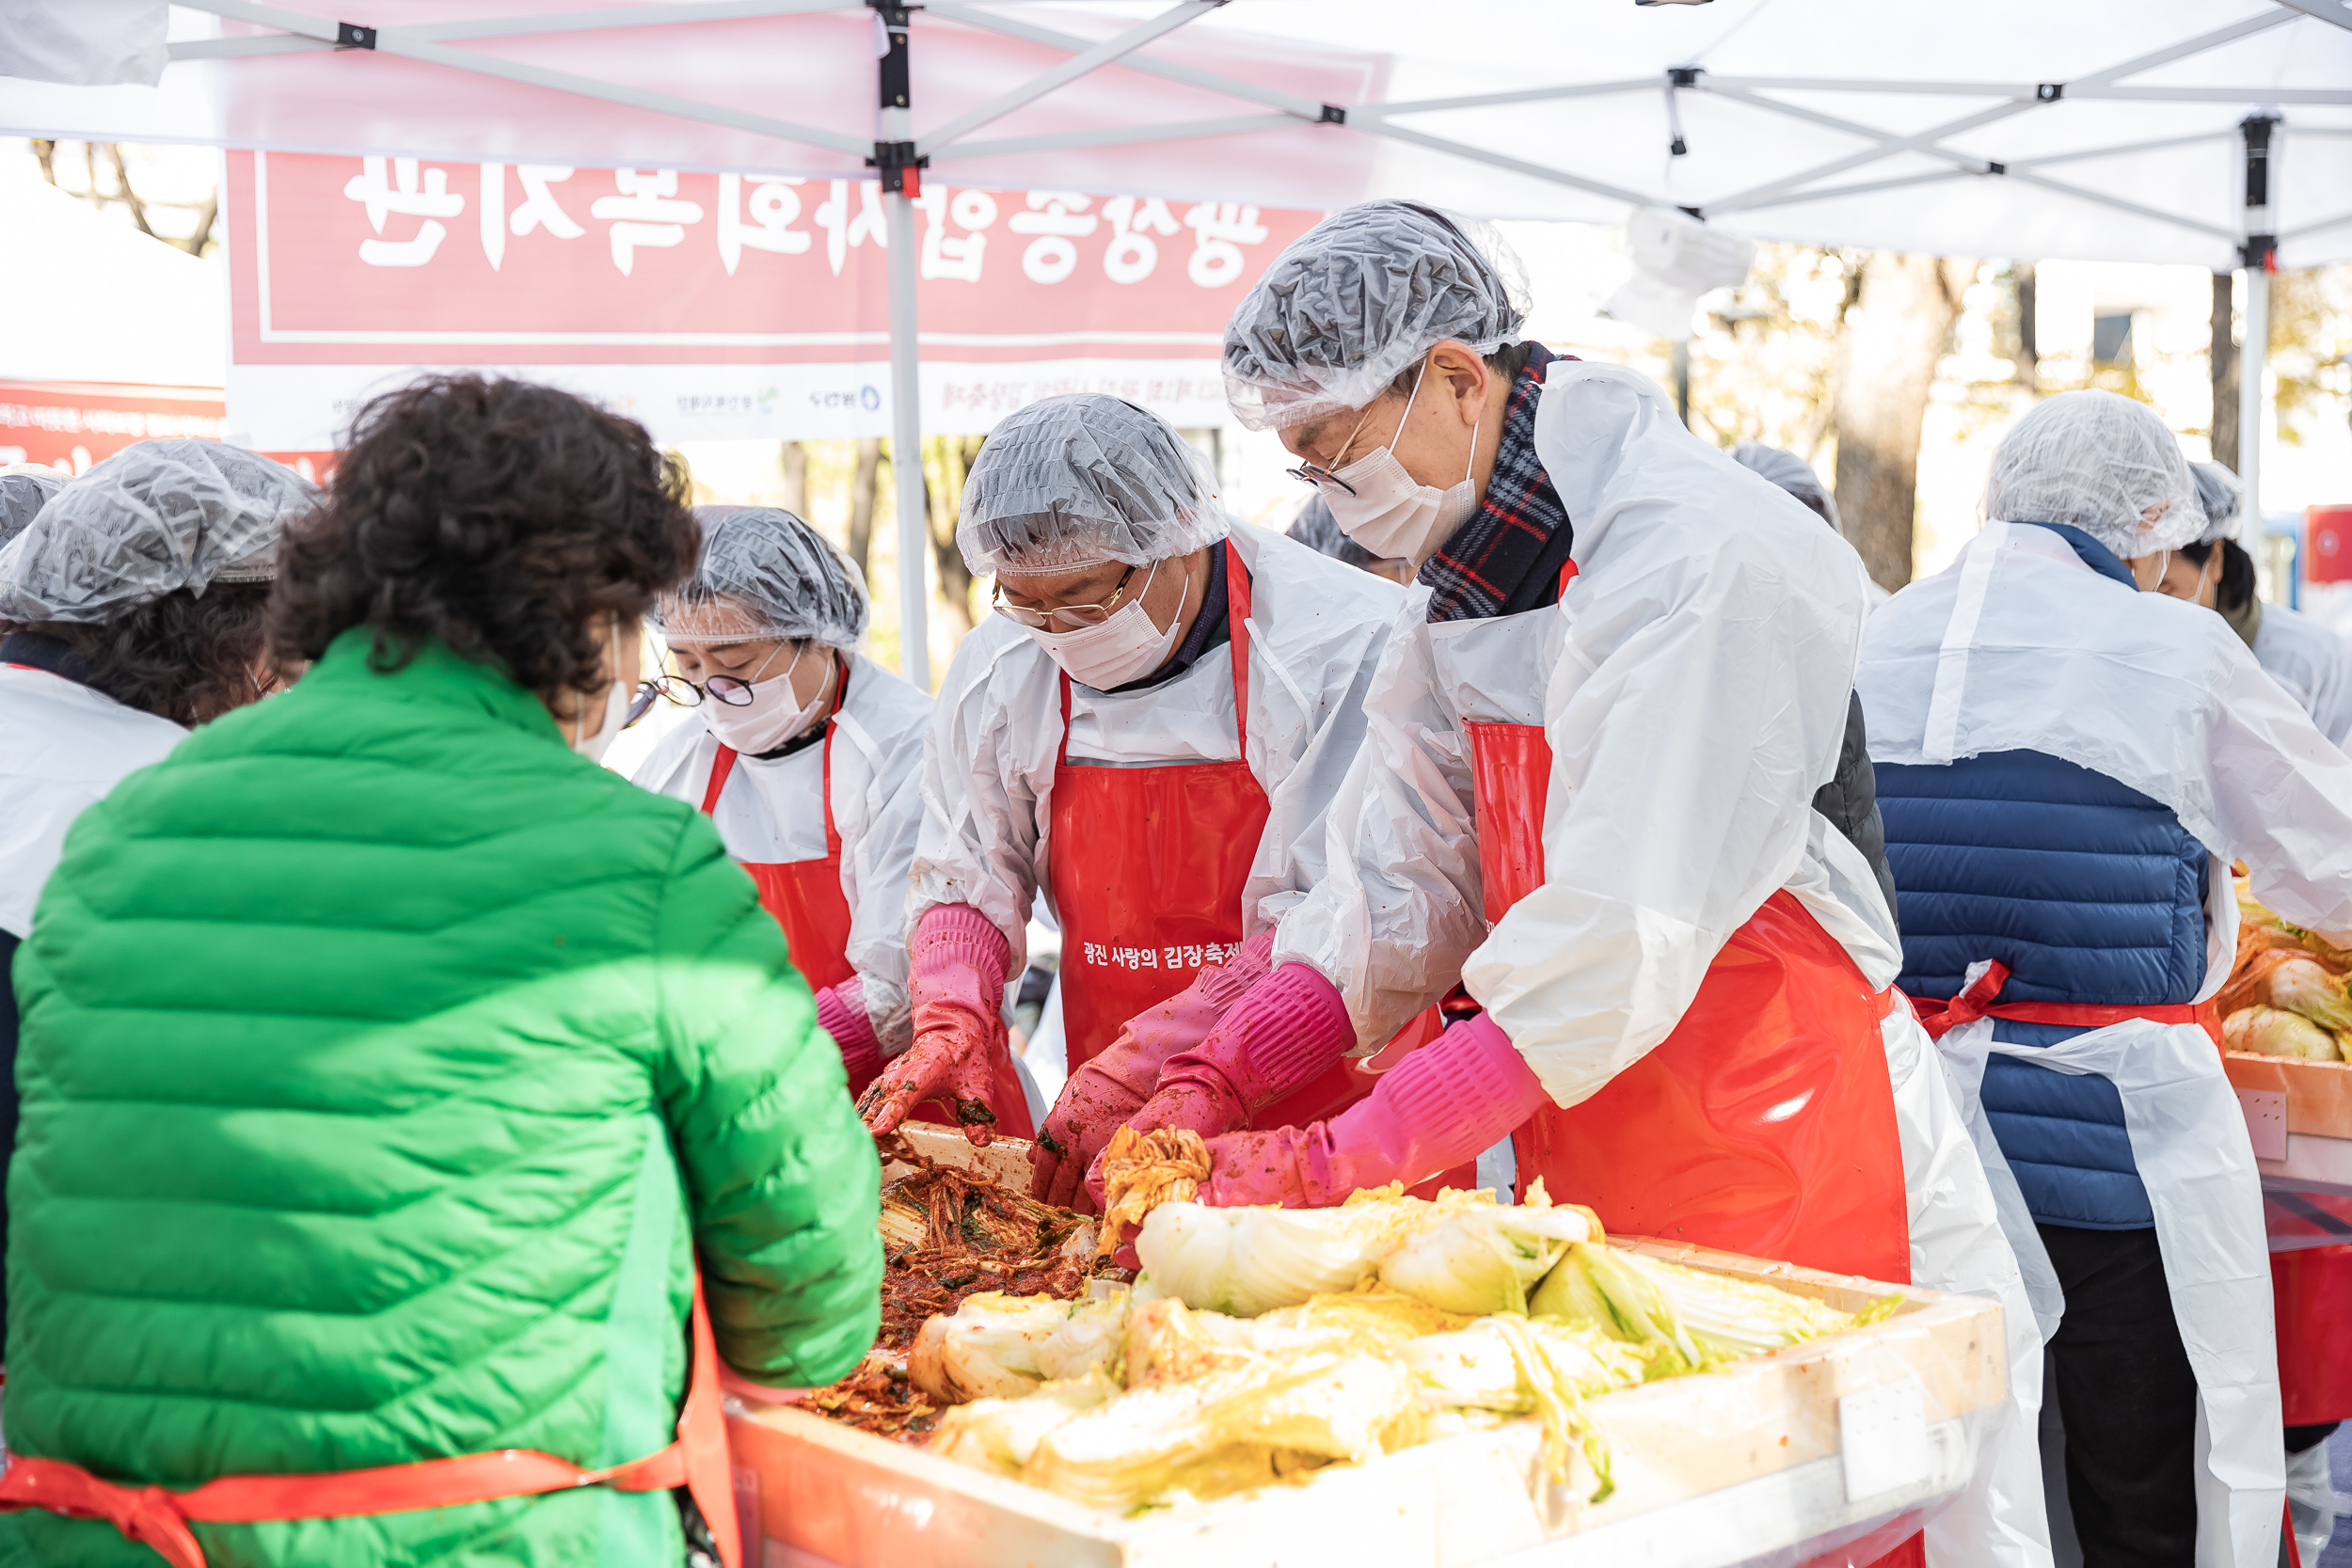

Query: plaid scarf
<box><xmin>1420</xmin><ymin>343</ymin><xmax>1571</xmax><ymax>624</ymax></box>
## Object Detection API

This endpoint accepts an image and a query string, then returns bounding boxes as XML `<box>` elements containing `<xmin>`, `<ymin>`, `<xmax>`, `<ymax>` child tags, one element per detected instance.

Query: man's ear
<box><xmin>1428</xmin><ymin>341</ymin><xmax>1489</xmax><ymax>423</ymax></box>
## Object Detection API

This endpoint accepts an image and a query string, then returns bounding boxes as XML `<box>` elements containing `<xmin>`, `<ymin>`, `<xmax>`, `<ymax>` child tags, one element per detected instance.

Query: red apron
<box><xmin>700</xmin><ymin>692</ymin><xmax>882</xmax><ymax>1103</ymax></box>
<box><xmin>1470</xmin><ymin>564</ymin><xmax>1911</xmax><ymax>1285</ymax></box>
<box><xmin>1048</xmin><ymin>540</ymin><xmax>1387</xmax><ymax>1132</ymax></box>
<box><xmin>699</xmin><ymin>680</ymin><xmax>858</xmax><ymax>999</ymax></box>
<box><xmin>0</xmin><ymin>1271</ymin><xmax>739</xmax><ymax>1568</ymax></box>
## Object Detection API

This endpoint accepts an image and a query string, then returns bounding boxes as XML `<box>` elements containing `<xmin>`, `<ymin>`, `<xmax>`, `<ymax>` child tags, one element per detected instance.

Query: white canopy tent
<box><xmin>5</xmin><ymin>0</ymin><xmax>2347</xmax><ymax>683</ymax></box>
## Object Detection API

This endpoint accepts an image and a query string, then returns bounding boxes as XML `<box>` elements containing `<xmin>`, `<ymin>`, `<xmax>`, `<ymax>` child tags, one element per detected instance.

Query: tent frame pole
<box><xmin>886</xmin><ymin>190</ymin><xmax>927</xmax><ymax>688</ymax></box>
<box><xmin>874</xmin><ymin>2</ymin><xmax>930</xmax><ymax>689</ymax></box>
<box><xmin>2239</xmin><ymin>114</ymin><xmax>2280</xmax><ymax>531</ymax></box>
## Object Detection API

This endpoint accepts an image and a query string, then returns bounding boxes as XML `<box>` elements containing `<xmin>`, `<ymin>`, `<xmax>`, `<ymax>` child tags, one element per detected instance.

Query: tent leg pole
<box><xmin>885</xmin><ymin>188</ymin><xmax>930</xmax><ymax>689</ymax></box>
<box><xmin>2239</xmin><ymin>261</ymin><xmax>2266</xmax><ymax>527</ymax></box>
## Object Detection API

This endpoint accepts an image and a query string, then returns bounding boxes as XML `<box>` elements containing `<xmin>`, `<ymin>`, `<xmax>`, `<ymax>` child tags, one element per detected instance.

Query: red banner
<box><xmin>226</xmin><ymin>151</ymin><xmax>1322</xmax><ymax>449</ymax></box>
<box><xmin>0</xmin><ymin>381</ymin><xmax>227</xmax><ymax>473</ymax></box>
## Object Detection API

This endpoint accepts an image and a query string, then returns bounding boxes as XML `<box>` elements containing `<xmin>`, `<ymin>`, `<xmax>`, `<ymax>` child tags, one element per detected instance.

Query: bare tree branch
<box><xmin>182</xmin><ymin>186</ymin><xmax>219</xmax><ymax>256</ymax></box>
<box><xmin>103</xmin><ymin>144</ymin><xmax>156</xmax><ymax>238</ymax></box>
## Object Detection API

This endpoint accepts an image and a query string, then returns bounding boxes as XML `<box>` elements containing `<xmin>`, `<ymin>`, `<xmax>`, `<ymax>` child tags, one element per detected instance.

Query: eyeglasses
<box><xmin>991</xmin><ymin>561</ymin><xmax>1149</xmax><ymax>631</ymax></box>
<box><xmin>625</xmin><ymin>673</ymin><xmax>756</xmax><ymax>729</ymax></box>
<box><xmin>1283</xmin><ymin>461</ymin><xmax>1358</xmax><ymax>497</ymax></box>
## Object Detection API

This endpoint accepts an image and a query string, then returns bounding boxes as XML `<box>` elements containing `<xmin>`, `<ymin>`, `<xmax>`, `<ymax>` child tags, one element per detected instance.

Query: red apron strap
<box><xmin>699</xmin><ymin>745</ymin><xmax>740</xmax><ymax>816</ymax></box>
<box><xmin>1225</xmin><ymin>537</ymin><xmax>1250</xmax><ymax>757</ymax></box>
<box><xmin>0</xmin><ymin>1270</ymin><xmax>740</xmax><ymax>1568</ymax></box>
<box><xmin>667</xmin><ymin>1268</ymin><xmax>742</xmax><ymax>1566</ymax></box>
<box><xmin>819</xmin><ymin>657</ymin><xmax>848</xmax><ymax>863</ymax></box>
<box><xmin>1911</xmin><ymin>959</ymin><xmax>2224</xmax><ymax>1046</ymax></box>
<box><xmin>1057</xmin><ymin>668</ymin><xmax>1073</xmax><ymax>767</ymax></box>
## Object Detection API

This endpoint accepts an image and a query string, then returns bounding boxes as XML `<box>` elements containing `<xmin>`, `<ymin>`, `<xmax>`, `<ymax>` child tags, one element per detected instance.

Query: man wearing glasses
<box><xmin>857</xmin><ymin>393</ymin><xmax>1406</xmax><ymax>1198</ymax></box>
<box><xmin>633</xmin><ymin>505</ymin><xmax>937</xmax><ymax>1105</ymax></box>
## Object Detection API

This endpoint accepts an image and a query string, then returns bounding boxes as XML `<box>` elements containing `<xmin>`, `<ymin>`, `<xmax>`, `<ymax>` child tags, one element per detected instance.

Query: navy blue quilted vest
<box><xmin>1871</xmin><ymin>525</ymin><xmax>2213</xmax><ymax>1230</ymax></box>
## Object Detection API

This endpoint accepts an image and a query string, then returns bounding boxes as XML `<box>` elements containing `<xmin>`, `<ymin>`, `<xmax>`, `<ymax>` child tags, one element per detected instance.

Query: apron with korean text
<box><xmin>1049</xmin><ymin>540</ymin><xmax>1389</xmax><ymax>1133</ymax></box>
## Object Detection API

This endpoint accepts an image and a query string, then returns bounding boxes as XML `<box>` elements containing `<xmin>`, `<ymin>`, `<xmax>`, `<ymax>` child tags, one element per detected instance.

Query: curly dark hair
<box><xmin>29</xmin><ymin>582</ymin><xmax>274</xmax><ymax>726</ymax></box>
<box><xmin>268</xmin><ymin>375</ymin><xmax>696</xmax><ymax>698</ymax></box>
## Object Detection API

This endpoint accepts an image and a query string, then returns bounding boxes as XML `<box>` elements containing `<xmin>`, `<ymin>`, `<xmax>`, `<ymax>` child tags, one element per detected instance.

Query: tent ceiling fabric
<box><xmin>1</xmin><ymin>0</ymin><xmax>2346</xmax><ymax>267</ymax></box>
<box><xmin>0</xmin><ymin>0</ymin><xmax>2343</xmax><ymax>266</ymax></box>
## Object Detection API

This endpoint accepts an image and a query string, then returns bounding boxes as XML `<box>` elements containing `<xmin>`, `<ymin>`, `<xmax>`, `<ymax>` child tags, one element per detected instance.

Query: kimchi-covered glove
<box><xmin>1030</xmin><ymin>927</ymin><xmax>1277</xmax><ymax>1212</ymax></box>
<box><xmin>1201</xmin><ymin>1012</ymin><xmax>1549</xmax><ymax>1209</ymax></box>
<box><xmin>856</xmin><ymin>903</ymin><xmax>1009</xmax><ymax>1143</ymax></box>
<box><xmin>1083</xmin><ymin>958</ymin><xmax>1355</xmax><ymax>1208</ymax></box>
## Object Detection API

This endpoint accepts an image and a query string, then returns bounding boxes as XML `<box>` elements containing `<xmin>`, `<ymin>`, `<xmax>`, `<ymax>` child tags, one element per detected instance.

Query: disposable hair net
<box><xmin>1729</xmin><ymin>441</ymin><xmax>1840</xmax><ymax>531</ymax></box>
<box><xmin>1222</xmin><ymin>199</ymin><xmax>1530</xmax><ymax>432</ymax></box>
<box><xmin>958</xmin><ymin>394</ymin><xmax>1228</xmax><ymax>576</ymax></box>
<box><xmin>0</xmin><ymin>467</ymin><xmax>65</xmax><ymax>550</ymax></box>
<box><xmin>652</xmin><ymin>504</ymin><xmax>868</xmax><ymax>649</ymax></box>
<box><xmin>0</xmin><ymin>439</ymin><xmax>319</xmax><ymax>624</ymax></box>
<box><xmin>1285</xmin><ymin>495</ymin><xmax>1379</xmax><ymax>570</ymax></box>
<box><xmin>1982</xmin><ymin>390</ymin><xmax>2204</xmax><ymax>560</ymax></box>
<box><xmin>2190</xmin><ymin>461</ymin><xmax>2245</xmax><ymax>545</ymax></box>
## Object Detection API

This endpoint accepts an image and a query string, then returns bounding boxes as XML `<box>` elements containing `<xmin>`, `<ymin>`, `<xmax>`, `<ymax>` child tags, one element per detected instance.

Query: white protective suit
<box><xmin>908</xmin><ymin>522</ymin><xmax>1403</xmax><ymax>970</ymax></box>
<box><xmin>0</xmin><ymin>661</ymin><xmax>184</xmax><ymax>938</ymax></box>
<box><xmin>1861</xmin><ymin>518</ymin><xmax>2352</xmax><ymax>1568</ymax></box>
<box><xmin>635</xmin><ymin>651</ymin><xmax>930</xmax><ymax>1050</ymax></box>
<box><xmin>1274</xmin><ymin>360</ymin><xmax>2049</xmax><ymax>1566</ymax></box>
<box><xmin>2249</xmin><ymin>599</ymin><xmax>2352</xmax><ymax>749</ymax></box>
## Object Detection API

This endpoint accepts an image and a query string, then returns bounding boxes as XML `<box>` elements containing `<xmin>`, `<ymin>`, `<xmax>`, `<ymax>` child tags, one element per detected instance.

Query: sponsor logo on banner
<box><xmin>226</xmin><ymin>152</ymin><xmax>1324</xmax><ymax>448</ymax></box>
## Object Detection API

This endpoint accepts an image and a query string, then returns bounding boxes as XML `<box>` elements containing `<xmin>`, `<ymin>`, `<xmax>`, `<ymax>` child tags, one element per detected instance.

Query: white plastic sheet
<box><xmin>1944</xmin><ymin>1011</ymin><xmax>2284</xmax><ymax>1568</ymax></box>
<box><xmin>1859</xmin><ymin>520</ymin><xmax>2352</xmax><ymax>943</ymax></box>
<box><xmin>0</xmin><ymin>664</ymin><xmax>183</xmax><ymax>939</ymax></box>
<box><xmin>2250</xmin><ymin>602</ymin><xmax>2352</xmax><ymax>751</ymax></box>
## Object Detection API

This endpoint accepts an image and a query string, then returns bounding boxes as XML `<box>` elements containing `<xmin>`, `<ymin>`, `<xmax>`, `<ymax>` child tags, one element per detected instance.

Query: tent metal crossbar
<box><xmin>100</xmin><ymin>0</ymin><xmax>2351</xmax><ymax>673</ymax></box>
<box><xmin>929</xmin><ymin>112</ymin><xmax>1298</xmax><ymax>164</ymax></box>
<box><xmin>177</xmin><ymin>0</ymin><xmax>872</xmax><ymax>155</ymax></box>
<box><xmin>2285</xmin><ymin>208</ymin><xmax>2352</xmax><ymax>239</ymax></box>
<box><xmin>914</xmin><ymin>0</ymin><xmax>1226</xmax><ymax>155</ymax></box>
<box><xmin>1728</xmin><ymin>167</ymin><xmax>1971</xmax><ymax>214</ymax></box>
<box><xmin>1691</xmin><ymin>77</ymin><xmax>2350</xmax><ymax>104</ymax></box>
<box><xmin>1351</xmin><ymin>80</ymin><xmax>1660</xmax><ymax>119</ymax></box>
<box><xmin>2006</xmin><ymin>167</ymin><xmax>2242</xmax><ymax>243</ymax></box>
<box><xmin>2274</xmin><ymin>0</ymin><xmax>2352</xmax><ymax>31</ymax></box>
<box><xmin>1701</xmin><ymin>7</ymin><xmax>2306</xmax><ymax>217</ymax></box>
<box><xmin>922</xmin><ymin>1</ymin><xmax>1337</xmax><ymax>122</ymax></box>
<box><xmin>1698</xmin><ymin>81</ymin><xmax>2004</xmax><ymax>179</ymax></box>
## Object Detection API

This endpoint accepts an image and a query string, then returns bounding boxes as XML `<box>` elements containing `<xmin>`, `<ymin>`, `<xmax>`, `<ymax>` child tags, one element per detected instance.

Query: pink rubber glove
<box><xmin>816</xmin><ymin>977</ymin><xmax>883</xmax><ymax>1093</ymax></box>
<box><xmin>1201</xmin><ymin>1013</ymin><xmax>1549</xmax><ymax>1209</ymax></box>
<box><xmin>857</xmin><ymin>904</ymin><xmax>1010</xmax><ymax>1144</ymax></box>
<box><xmin>1083</xmin><ymin>959</ymin><xmax>1355</xmax><ymax>1209</ymax></box>
<box><xmin>1031</xmin><ymin>927</ymin><xmax>1278</xmax><ymax>1213</ymax></box>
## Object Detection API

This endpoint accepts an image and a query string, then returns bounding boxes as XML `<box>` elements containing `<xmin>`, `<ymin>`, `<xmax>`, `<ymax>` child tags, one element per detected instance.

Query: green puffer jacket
<box><xmin>5</xmin><ymin>629</ymin><xmax>883</xmax><ymax>1566</ymax></box>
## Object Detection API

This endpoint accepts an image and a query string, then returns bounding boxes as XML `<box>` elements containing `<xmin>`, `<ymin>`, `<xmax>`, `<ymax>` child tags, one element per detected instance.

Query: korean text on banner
<box><xmin>225</xmin><ymin>152</ymin><xmax>1326</xmax><ymax>451</ymax></box>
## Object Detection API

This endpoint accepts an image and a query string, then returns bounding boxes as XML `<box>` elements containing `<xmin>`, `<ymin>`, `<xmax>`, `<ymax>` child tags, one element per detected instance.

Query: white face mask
<box><xmin>570</xmin><ymin>618</ymin><xmax>630</xmax><ymax>763</ymax></box>
<box><xmin>705</xmin><ymin>644</ymin><xmax>832</xmax><ymax>754</ymax></box>
<box><xmin>1316</xmin><ymin>358</ymin><xmax>1483</xmax><ymax>570</ymax></box>
<box><xmin>1021</xmin><ymin>560</ymin><xmax>1184</xmax><ymax>689</ymax></box>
